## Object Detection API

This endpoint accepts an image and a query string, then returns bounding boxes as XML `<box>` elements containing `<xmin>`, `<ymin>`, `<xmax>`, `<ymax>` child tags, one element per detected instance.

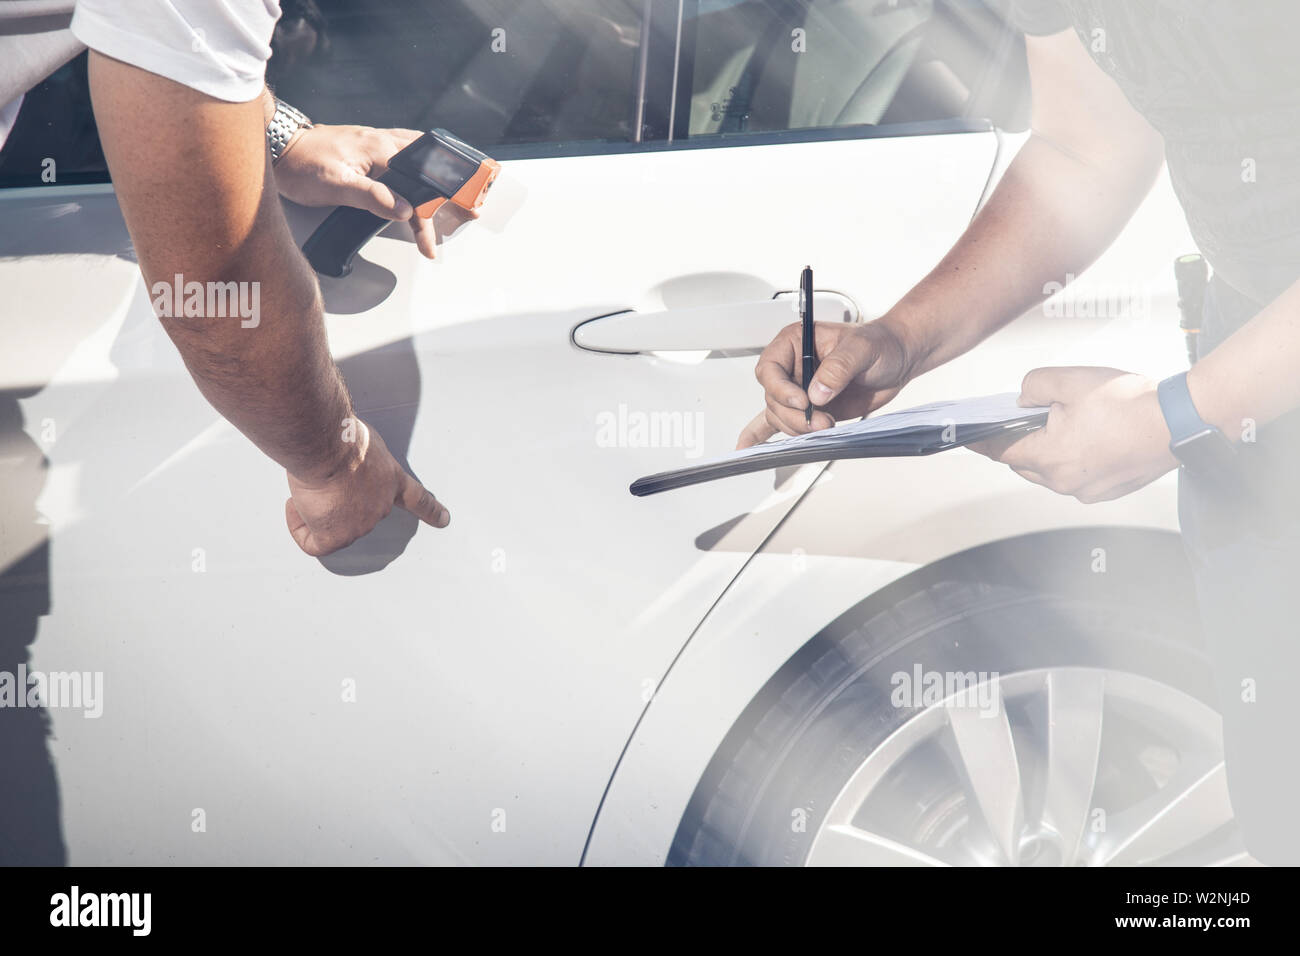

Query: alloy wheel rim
<box><xmin>804</xmin><ymin>668</ymin><xmax>1252</xmax><ymax>866</ymax></box>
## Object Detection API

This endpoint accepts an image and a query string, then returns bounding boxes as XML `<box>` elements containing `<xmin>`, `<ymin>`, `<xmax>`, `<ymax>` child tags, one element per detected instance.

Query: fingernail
<box><xmin>394</xmin><ymin>198</ymin><xmax>413</xmax><ymax>218</ymax></box>
<box><xmin>809</xmin><ymin>381</ymin><xmax>832</xmax><ymax>403</ymax></box>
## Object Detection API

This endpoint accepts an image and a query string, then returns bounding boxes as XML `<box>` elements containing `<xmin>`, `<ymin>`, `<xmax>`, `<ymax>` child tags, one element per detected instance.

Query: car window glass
<box><xmin>681</xmin><ymin>0</ymin><xmax>1027</xmax><ymax>138</ymax></box>
<box><xmin>0</xmin><ymin>0</ymin><xmax>647</xmax><ymax>188</ymax></box>
<box><xmin>0</xmin><ymin>0</ymin><xmax>1026</xmax><ymax>188</ymax></box>
<box><xmin>268</xmin><ymin>0</ymin><xmax>646</xmax><ymax>148</ymax></box>
<box><xmin>0</xmin><ymin>53</ymin><xmax>104</xmax><ymax>189</ymax></box>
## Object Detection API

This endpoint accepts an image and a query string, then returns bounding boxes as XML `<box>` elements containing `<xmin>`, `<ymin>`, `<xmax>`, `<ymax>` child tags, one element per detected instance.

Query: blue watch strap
<box><xmin>1157</xmin><ymin>371</ymin><xmax>1214</xmax><ymax>446</ymax></box>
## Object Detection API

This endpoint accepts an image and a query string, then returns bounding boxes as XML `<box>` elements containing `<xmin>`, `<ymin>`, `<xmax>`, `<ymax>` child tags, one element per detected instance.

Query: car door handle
<box><xmin>572</xmin><ymin>291</ymin><xmax>861</xmax><ymax>355</ymax></box>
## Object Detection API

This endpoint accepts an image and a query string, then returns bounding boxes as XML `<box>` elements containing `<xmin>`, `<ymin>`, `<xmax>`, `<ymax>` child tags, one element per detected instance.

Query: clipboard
<box><xmin>630</xmin><ymin>393</ymin><xmax>1049</xmax><ymax>497</ymax></box>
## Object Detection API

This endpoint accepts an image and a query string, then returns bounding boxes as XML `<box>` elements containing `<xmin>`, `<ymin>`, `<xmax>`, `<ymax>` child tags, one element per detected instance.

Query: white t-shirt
<box><xmin>71</xmin><ymin>0</ymin><xmax>281</xmax><ymax>103</ymax></box>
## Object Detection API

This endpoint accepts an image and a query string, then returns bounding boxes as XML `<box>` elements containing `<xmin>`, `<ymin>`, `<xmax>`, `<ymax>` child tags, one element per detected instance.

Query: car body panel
<box><xmin>1</xmin><ymin>130</ymin><xmax>999</xmax><ymax>863</ymax></box>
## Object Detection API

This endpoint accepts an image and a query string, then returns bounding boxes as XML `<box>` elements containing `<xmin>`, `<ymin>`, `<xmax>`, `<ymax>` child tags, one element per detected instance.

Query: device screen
<box><xmin>397</xmin><ymin>137</ymin><xmax>479</xmax><ymax>194</ymax></box>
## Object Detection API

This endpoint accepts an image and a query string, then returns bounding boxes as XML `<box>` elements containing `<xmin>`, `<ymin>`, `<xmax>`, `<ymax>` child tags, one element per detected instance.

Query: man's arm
<box><xmin>882</xmin><ymin>28</ymin><xmax>1166</xmax><ymax>377</ymax></box>
<box><xmin>1188</xmin><ymin>280</ymin><xmax>1300</xmax><ymax>435</ymax></box>
<box><xmin>739</xmin><ymin>29</ymin><xmax>1166</xmax><ymax>446</ymax></box>
<box><xmin>89</xmin><ymin>51</ymin><xmax>448</xmax><ymax>554</ymax></box>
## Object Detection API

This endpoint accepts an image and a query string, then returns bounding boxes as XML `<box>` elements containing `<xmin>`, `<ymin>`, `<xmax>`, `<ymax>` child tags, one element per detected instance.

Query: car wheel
<box><xmin>669</xmin><ymin>579</ymin><xmax>1249</xmax><ymax>866</ymax></box>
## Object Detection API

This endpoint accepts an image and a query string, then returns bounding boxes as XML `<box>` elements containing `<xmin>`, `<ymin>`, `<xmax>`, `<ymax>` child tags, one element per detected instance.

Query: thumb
<box><xmin>807</xmin><ymin>334</ymin><xmax>872</xmax><ymax>405</ymax></box>
<box><xmin>350</xmin><ymin>175</ymin><xmax>414</xmax><ymax>221</ymax></box>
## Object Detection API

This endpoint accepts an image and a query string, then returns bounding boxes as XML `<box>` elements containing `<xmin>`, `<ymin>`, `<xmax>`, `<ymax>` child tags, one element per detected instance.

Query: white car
<box><xmin>0</xmin><ymin>0</ymin><xmax>1240</xmax><ymax>866</ymax></box>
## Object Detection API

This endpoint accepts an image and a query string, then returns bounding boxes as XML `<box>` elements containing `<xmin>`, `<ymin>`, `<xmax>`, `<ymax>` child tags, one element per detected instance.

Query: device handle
<box><xmin>301</xmin><ymin>204</ymin><xmax>390</xmax><ymax>278</ymax></box>
<box><xmin>300</xmin><ymin>165</ymin><xmax>430</xmax><ymax>277</ymax></box>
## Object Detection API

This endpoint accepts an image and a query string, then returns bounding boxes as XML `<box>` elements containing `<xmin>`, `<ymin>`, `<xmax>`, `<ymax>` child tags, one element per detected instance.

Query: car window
<box><xmin>0</xmin><ymin>53</ymin><xmax>105</xmax><ymax>190</ymax></box>
<box><xmin>269</xmin><ymin>0</ymin><xmax>646</xmax><ymax>148</ymax></box>
<box><xmin>0</xmin><ymin>0</ymin><xmax>647</xmax><ymax>188</ymax></box>
<box><xmin>0</xmin><ymin>0</ymin><xmax>1025</xmax><ymax>189</ymax></box>
<box><xmin>678</xmin><ymin>0</ymin><xmax>1028</xmax><ymax>139</ymax></box>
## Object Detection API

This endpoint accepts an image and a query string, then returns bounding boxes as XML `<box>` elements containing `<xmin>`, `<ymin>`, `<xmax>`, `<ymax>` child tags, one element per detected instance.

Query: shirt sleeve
<box><xmin>71</xmin><ymin>0</ymin><xmax>281</xmax><ymax>102</ymax></box>
<box><xmin>1006</xmin><ymin>0</ymin><xmax>1073</xmax><ymax>37</ymax></box>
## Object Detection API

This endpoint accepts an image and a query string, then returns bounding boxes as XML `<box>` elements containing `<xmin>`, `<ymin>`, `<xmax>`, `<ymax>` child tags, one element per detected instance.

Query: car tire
<box><xmin>669</xmin><ymin>578</ymin><xmax>1242</xmax><ymax>866</ymax></box>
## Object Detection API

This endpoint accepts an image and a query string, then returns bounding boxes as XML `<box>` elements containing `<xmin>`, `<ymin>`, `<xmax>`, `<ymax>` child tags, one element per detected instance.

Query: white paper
<box><xmin>725</xmin><ymin>391</ymin><xmax>1049</xmax><ymax>462</ymax></box>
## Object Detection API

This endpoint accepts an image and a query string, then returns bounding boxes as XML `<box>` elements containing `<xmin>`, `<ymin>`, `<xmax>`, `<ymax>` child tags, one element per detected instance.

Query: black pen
<box><xmin>800</xmin><ymin>266</ymin><xmax>816</xmax><ymax>424</ymax></box>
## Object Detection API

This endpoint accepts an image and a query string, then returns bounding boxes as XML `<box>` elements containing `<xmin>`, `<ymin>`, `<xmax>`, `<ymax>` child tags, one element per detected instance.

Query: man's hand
<box><xmin>736</xmin><ymin>319</ymin><xmax>913</xmax><ymax>448</ymax></box>
<box><xmin>285</xmin><ymin>419</ymin><xmax>450</xmax><ymax>556</ymax></box>
<box><xmin>273</xmin><ymin>124</ymin><xmax>439</xmax><ymax>259</ymax></box>
<box><xmin>969</xmin><ymin>366</ymin><xmax>1179</xmax><ymax>503</ymax></box>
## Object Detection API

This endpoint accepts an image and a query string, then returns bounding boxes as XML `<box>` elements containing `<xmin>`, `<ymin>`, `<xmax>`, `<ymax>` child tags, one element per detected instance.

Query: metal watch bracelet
<box><xmin>267</xmin><ymin>98</ymin><xmax>313</xmax><ymax>165</ymax></box>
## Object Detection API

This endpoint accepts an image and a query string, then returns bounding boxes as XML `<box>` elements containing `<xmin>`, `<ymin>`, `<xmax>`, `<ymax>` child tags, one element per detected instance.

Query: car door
<box><xmin>0</xmin><ymin>0</ymin><xmax>1022</xmax><ymax>864</ymax></box>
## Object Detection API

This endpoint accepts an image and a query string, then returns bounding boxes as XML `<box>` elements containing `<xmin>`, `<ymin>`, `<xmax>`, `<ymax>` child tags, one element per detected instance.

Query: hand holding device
<box><xmin>301</xmin><ymin>128</ymin><xmax>500</xmax><ymax>277</ymax></box>
<box><xmin>273</xmin><ymin>124</ymin><xmax>440</xmax><ymax>260</ymax></box>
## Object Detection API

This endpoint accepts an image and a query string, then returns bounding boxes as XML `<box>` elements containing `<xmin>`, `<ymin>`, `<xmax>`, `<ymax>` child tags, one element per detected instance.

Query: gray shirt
<box><xmin>1011</xmin><ymin>0</ymin><xmax>1300</xmax><ymax>307</ymax></box>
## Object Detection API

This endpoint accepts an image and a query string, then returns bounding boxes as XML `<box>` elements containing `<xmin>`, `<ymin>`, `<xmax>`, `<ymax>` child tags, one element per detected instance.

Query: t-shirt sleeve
<box><xmin>1006</xmin><ymin>0</ymin><xmax>1073</xmax><ymax>36</ymax></box>
<box><xmin>71</xmin><ymin>0</ymin><xmax>281</xmax><ymax>102</ymax></box>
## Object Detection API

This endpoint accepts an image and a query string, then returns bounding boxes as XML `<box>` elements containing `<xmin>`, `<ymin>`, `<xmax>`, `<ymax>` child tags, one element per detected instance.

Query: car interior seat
<box><xmin>690</xmin><ymin>0</ymin><xmax>933</xmax><ymax>136</ymax></box>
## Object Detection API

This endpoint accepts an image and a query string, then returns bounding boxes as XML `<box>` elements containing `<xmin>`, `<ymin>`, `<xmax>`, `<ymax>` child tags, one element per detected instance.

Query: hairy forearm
<box><xmin>1188</xmin><ymin>279</ymin><xmax>1300</xmax><ymax>437</ymax></box>
<box><xmin>158</xmin><ymin>191</ymin><xmax>356</xmax><ymax>482</ymax></box>
<box><xmin>880</xmin><ymin>132</ymin><xmax>1163</xmax><ymax>380</ymax></box>
<box><xmin>90</xmin><ymin>52</ymin><xmax>355</xmax><ymax>483</ymax></box>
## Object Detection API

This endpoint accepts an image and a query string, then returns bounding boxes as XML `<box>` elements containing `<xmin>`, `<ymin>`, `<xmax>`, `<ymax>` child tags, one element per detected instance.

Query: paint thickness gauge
<box><xmin>302</xmin><ymin>128</ymin><xmax>501</xmax><ymax>277</ymax></box>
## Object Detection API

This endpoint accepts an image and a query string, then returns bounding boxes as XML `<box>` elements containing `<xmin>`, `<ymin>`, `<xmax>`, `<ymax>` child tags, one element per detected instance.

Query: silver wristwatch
<box><xmin>266</xmin><ymin>98</ymin><xmax>313</xmax><ymax>164</ymax></box>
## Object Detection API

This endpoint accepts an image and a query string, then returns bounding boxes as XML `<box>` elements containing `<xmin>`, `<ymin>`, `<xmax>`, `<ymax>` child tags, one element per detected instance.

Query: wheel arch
<box><xmin>584</xmin><ymin>523</ymin><xmax>1200</xmax><ymax>865</ymax></box>
<box><xmin>666</xmin><ymin>524</ymin><xmax>1207</xmax><ymax>865</ymax></box>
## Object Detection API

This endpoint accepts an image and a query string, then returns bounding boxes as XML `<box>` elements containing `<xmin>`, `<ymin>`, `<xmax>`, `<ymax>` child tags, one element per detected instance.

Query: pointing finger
<box><xmin>397</xmin><ymin>472</ymin><xmax>451</xmax><ymax>528</ymax></box>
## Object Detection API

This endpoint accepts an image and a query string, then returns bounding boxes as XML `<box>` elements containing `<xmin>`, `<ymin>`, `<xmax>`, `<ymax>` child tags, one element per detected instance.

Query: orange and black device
<box><xmin>302</xmin><ymin>128</ymin><xmax>501</xmax><ymax>277</ymax></box>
